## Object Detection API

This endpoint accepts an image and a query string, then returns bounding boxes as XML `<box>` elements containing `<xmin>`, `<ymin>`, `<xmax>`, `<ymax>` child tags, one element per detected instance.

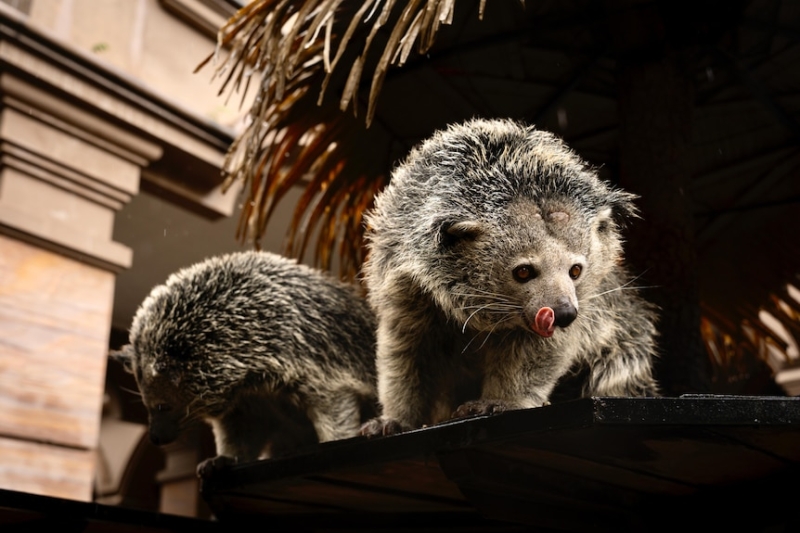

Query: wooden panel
<box><xmin>312</xmin><ymin>458</ymin><xmax>469</xmax><ymax>502</ymax></box>
<box><xmin>707</xmin><ymin>425</ymin><xmax>800</xmax><ymax>462</ymax></box>
<box><xmin>451</xmin><ymin>489</ymin><xmax>622</xmax><ymax>533</ymax></box>
<box><xmin>0</xmin><ymin>436</ymin><xmax>95</xmax><ymax>501</ymax></box>
<box><xmin>438</xmin><ymin>448</ymin><xmax>686</xmax><ymax>532</ymax></box>
<box><xmin>202</xmin><ymin>397</ymin><xmax>800</xmax><ymax>531</ymax></box>
<box><xmin>0</xmin><ymin>235</ymin><xmax>113</xmax><ymax>448</ymax></box>
<box><xmin>484</xmin><ymin>444</ymin><xmax>694</xmax><ymax>496</ymax></box>
<box><xmin>506</xmin><ymin>425</ymin><xmax>789</xmax><ymax>486</ymax></box>
<box><xmin>440</xmin><ymin>448</ymin><xmax>655</xmax><ymax>512</ymax></box>
<box><xmin>231</xmin><ymin>475</ymin><xmax>469</xmax><ymax>514</ymax></box>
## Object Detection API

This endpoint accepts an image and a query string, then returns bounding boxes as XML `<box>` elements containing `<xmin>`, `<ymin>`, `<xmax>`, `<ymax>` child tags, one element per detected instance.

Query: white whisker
<box><xmin>120</xmin><ymin>386</ymin><xmax>142</xmax><ymax>397</ymax></box>
<box><xmin>462</xmin><ymin>313</ymin><xmax>514</xmax><ymax>353</ymax></box>
<box><xmin>462</xmin><ymin>303</ymin><xmax>492</xmax><ymax>333</ymax></box>
<box><xmin>451</xmin><ymin>287</ymin><xmax>511</xmax><ymax>300</ymax></box>
<box><xmin>476</xmin><ymin>315</ymin><xmax>514</xmax><ymax>351</ymax></box>
<box><xmin>585</xmin><ymin>283</ymin><xmax>659</xmax><ymax>301</ymax></box>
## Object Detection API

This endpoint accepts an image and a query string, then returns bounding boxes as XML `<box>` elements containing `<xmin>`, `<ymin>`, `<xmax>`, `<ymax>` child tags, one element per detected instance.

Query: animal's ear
<box><xmin>607</xmin><ymin>189</ymin><xmax>640</xmax><ymax>220</ymax></box>
<box><xmin>594</xmin><ymin>188</ymin><xmax>639</xmax><ymax>235</ymax></box>
<box><xmin>110</xmin><ymin>345</ymin><xmax>135</xmax><ymax>374</ymax></box>
<box><xmin>439</xmin><ymin>220</ymin><xmax>483</xmax><ymax>247</ymax></box>
<box><xmin>595</xmin><ymin>208</ymin><xmax>615</xmax><ymax>235</ymax></box>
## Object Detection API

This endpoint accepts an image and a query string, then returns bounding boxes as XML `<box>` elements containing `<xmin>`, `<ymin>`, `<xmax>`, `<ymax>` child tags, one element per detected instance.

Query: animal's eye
<box><xmin>155</xmin><ymin>403</ymin><xmax>172</xmax><ymax>413</ymax></box>
<box><xmin>569</xmin><ymin>264</ymin><xmax>582</xmax><ymax>280</ymax></box>
<box><xmin>513</xmin><ymin>265</ymin><xmax>536</xmax><ymax>283</ymax></box>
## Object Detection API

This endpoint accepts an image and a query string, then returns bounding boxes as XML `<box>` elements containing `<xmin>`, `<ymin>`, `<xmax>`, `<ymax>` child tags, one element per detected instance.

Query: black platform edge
<box><xmin>200</xmin><ymin>395</ymin><xmax>800</xmax><ymax>496</ymax></box>
<box><xmin>594</xmin><ymin>394</ymin><xmax>800</xmax><ymax>424</ymax></box>
<box><xmin>0</xmin><ymin>487</ymin><xmax>220</xmax><ymax>531</ymax></box>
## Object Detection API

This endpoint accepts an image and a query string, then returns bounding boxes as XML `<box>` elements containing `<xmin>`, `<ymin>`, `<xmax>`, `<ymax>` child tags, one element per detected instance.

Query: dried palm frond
<box><xmin>700</xmin><ymin>283</ymin><xmax>800</xmax><ymax>395</ymax></box>
<box><xmin>198</xmin><ymin>0</ymin><xmax>800</xmax><ymax>398</ymax></box>
<box><xmin>199</xmin><ymin>0</ymin><xmax>488</xmax><ymax>125</ymax></box>
<box><xmin>196</xmin><ymin>0</ymin><xmax>491</xmax><ymax>277</ymax></box>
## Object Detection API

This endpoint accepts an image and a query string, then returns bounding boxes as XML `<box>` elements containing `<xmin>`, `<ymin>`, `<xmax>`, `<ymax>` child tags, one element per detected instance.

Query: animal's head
<box><xmin>111</xmin><ymin>272</ymin><xmax>234</xmax><ymax>446</ymax></box>
<box><xmin>111</xmin><ymin>342</ymin><xmax>194</xmax><ymax>446</ymax></box>
<box><xmin>371</xmin><ymin>118</ymin><xmax>638</xmax><ymax>337</ymax></box>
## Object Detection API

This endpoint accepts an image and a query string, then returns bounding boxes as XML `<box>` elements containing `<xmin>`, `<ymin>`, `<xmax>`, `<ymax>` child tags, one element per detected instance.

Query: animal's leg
<box><xmin>361</xmin><ymin>288</ymin><xmax>455</xmax><ymax>436</ymax></box>
<box><xmin>309</xmin><ymin>389</ymin><xmax>373</xmax><ymax>442</ymax></box>
<box><xmin>586</xmin><ymin>343</ymin><xmax>660</xmax><ymax>397</ymax></box>
<box><xmin>453</xmin><ymin>343</ymin><xmax>558</xmax><ymax>419</ymax></box>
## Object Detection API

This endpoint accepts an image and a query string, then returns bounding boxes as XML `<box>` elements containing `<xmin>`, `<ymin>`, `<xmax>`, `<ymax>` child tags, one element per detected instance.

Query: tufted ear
<box><xmin>439</xmin><ymin>220</ymin><xmax>483</xmax><ymax>247</ymax></box>
<box><xmin>607</xmin><ymin>189</ymin><xmax>640</xmax><ymax>220</ymax></box>
<box><xmin>110</xmin><ymin>345</ymin><xmax>135</xmax><ymax>374</ymax></box>
<box><xmin>594</xmin><ymin>207</ymin><xmax>615</xmax><ymax>235</ymax></box>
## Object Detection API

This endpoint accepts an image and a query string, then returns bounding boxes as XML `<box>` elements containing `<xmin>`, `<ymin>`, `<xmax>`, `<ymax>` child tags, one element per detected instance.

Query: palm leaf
<box><xmin>198</xmin><ymin>0</ymin><xmax>480</xmax><ymax>277</ymax></box>
<box><xmin>200</xmin><ymin>0</ymin><xmax>799</xmax><ymax>393</ymax></box>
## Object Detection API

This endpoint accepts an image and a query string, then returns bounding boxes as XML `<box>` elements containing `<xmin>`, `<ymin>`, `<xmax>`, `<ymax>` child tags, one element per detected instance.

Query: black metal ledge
<box><xmin>201</xmin><ymin>396</ymin><xmax>800</xmax><ymax>532</ymax></box>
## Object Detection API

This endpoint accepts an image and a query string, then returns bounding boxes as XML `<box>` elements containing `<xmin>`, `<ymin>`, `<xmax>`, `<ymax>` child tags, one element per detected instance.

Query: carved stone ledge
<box><xmin>0</xmin><ymin>5</ymin><xmax>235</xmax><ymax>270</ymax></box>
<box><xmin>159</xmin><ymin>0</ymin><xmax>238</xmax><ymax>40</ymax></box>
<box><xmin>0</xmin><ymin>3</ymin><xmax>235</xmax><ymax>503</ymax></box>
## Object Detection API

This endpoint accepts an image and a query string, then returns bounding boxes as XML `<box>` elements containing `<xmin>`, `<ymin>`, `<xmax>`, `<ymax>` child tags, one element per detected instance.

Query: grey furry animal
<box><xmin>113</xmin><ymin>250</ymin><xmax>378</xmax><ymax>472</ymax></box>
<box><xmin>360</xmin><ymin>118</ymin><xmax>659</xmax><ymax>436</ymax></box>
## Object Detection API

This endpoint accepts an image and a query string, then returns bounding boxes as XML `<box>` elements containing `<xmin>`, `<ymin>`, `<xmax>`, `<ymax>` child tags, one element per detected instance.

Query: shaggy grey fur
<box><xmin>360</xmin><ymin>118</ymin><xmax>660</xmax><ymax>436</ymax></box>
<box><xmin>113</xmin><ymin>251</ymin><xmax>378</xmax><ymax>471</ymax></box>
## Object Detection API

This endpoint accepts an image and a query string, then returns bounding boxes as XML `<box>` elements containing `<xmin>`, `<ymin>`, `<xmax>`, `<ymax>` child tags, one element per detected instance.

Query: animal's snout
<box><xmin>149</xmin><ymin>427</ymin><xmax>178</xmax><ymax>446</ymax></box>
<box><xmin>528</xmin><ymin>298</ymin><xmax>578</xmax><ymax>337</ymax></box>
<box><xmin>148</xmin><ymin>416</ymin><xmax>180</xmax><ymax>446</ymax></box>
<box><xmin>553</xmin><ymin>300</ymin><xmax>578</xmax><ymax>328</ymax></box>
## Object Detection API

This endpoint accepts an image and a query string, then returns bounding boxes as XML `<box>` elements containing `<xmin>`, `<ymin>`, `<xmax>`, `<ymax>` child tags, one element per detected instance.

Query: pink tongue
<box><xmin>532</xmin><ymin>307</ymin><xmax>555</xmax><ymax>337</ymax></box>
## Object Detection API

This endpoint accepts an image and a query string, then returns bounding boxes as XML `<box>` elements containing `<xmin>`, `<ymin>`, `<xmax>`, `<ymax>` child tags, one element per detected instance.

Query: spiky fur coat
<box><xmin>361</xmin><ymin>118</ymin><xmax>660</xmax><ymax>435</ymax></box>
<box><xmin>114</xmin><ymin>251</ymin><xmax>378</xmax><ymax>467</ymax></box>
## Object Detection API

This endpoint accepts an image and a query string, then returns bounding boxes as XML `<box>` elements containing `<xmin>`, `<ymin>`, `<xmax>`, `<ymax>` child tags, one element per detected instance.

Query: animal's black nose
<box><xmin>149</xmin><ymin>427</ymin><xmax>177</xmax><ymax>446</ymax></box>
<box><xmin>149</xmin><ymin>431</ymin><xmax>165</xmax><ymax>446</ymax></box>
<box><xmin>553</xmin><ymin>301</ymin><xmax>577</xmax><ymax>328</ymax></box>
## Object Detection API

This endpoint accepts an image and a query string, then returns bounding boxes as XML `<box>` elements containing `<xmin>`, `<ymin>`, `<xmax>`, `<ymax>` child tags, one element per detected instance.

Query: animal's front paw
<box><xmin>196</xmin><ymin>455</ymin><xmax>237</xmax><ymax>479</ymax></box>
<box><xmin>359</xmin><ymin>417</ymin><xmax>410</xmax><ymax>438</ymax></box>
<box><xmin>452</xmin><ymin>399</ymin><xmax>511</xmax><ymax>420</ymax></box>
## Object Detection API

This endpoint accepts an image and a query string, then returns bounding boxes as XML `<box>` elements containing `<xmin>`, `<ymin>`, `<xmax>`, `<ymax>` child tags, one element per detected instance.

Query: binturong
<box><xmin>112</xmin><ymin>251</ymin><xmax>378</xmax><ymax>474</ymax></box>
<box><xmin>360</xmin><ymin>118</ymin><xmax>660</xmax><ymax>436</ymax></box>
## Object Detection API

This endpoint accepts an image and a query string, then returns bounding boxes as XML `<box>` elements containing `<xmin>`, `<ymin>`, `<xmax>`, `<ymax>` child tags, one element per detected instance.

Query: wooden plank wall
<box><xmin>0</xmin><ymin>234</ymin><xmax>114</xmax><ymax>500</ymax></box>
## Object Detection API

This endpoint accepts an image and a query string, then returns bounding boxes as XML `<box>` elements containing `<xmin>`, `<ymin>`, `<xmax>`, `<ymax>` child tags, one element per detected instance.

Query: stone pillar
<box><xmin>0</xmin><ymin>74</ymin><xmax>160</xmax><ymax>502</ymax></box>
<box><xmin>0</xmin><ymin>6</ymin><xmax>234</xmax><ymax>502</ymax></box>
<box><xmin>0</xmin><ymin>236</ymin><xmax>116</xmax><ymax>501</ymax></box>
<box><xmin>0</xmin><ymin>75</ymin><xmax>159</xmax><ymax>269</ymax></box>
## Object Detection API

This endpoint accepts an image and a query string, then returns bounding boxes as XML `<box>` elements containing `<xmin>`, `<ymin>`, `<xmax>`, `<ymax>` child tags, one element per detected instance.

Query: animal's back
<box><xmin>135</xmin><ymin>250</ymin><xmax>377</xmax><ymax>388</ymax></box>
<box><xmin>120</xmin><ymin>250</ymin><xmax>378</xmax><ymax>463</ymax></box>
